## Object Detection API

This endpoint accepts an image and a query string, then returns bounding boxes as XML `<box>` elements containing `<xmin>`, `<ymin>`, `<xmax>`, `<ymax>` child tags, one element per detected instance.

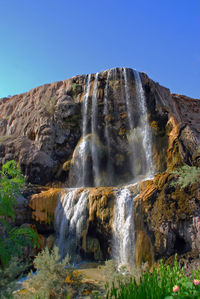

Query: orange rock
<box><xmin>136</xmin><ymin>230</ymin><xmax>154</xmax><ymax>268</ymax></box>
<box><xmin>29</xmin><ymin>188</ymin><xmax>61</xmax><ymax>224</ymax></box>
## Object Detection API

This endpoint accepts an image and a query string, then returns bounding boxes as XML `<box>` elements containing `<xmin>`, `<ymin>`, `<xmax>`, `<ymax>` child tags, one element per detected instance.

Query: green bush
<box><xmin>171</xmin><ymin>165</ymin><xmax>200</xmax><ymax>189</ymax></box>
<box><xmin>72</xmin><ymin>83</ymin><xmax>82</xmax><ymax>97</ymax></box>
<box><xmin>0</xmin><ymin>256</ymin><xmax>29</xmax><ymax>298</ymax></box>
<box><xmin>0</xmin><ymin>160</ymin><xmax>39</xmax><ymax>266</ymax></box>
<box><xmin>21</xmin><ymin>246</ymin><xmax>72</xmax><ymax>299</ymax></box>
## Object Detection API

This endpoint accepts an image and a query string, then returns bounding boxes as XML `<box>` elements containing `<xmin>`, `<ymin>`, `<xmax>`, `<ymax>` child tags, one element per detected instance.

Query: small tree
<box><xmin>0</xmin><ymin>160</ymin><xmax>39</xmax><ymax>267</ymax></box>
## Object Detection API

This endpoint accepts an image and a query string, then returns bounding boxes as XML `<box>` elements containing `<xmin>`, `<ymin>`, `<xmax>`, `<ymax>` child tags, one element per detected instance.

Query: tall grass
<box><xmin>106</xmin><ymin>256</ymin><xmax>200</xmax><ymax>299</ymax></box>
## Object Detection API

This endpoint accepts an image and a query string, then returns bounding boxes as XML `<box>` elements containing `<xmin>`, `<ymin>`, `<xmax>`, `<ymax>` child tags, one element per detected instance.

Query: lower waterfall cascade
<box><xmin>112</xmin><ymin>187</ymin><xmax>136</xmax><ymax>269</ymax></box>
<box><xmin>55</xmin><ymin>67</ymin><xmax>155</xmax><ymax>267</ymax></box>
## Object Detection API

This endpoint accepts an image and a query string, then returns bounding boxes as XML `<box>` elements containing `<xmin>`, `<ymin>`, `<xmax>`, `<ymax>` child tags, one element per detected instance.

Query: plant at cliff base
<box><xmin>21</xmin><ymin>246</ymin><xmax>76</xmax><ymax>299</ymax></box>
<box><xmin>0</xmin><ymin>256</ymin><xmax>30</xmax><ymax>298</ymax></box>
<box><xmin>0</xmin><ymin>160</ymin><xmax>39</xmax><ymax>267</ymax></box>
<box><xmin>106</xmin><ymin>256</ymin><xmax>200</xmax><ymax>299</ymax></box>
<box><xmin>171</xmin><ymin>165</ymin><xmax>200</xmax><ymax>189</ymax></box>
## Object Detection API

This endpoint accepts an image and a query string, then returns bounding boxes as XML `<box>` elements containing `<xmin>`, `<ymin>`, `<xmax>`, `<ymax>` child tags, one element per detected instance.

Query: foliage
<box><xmin>0</xmin><ymin>256</ymin><xmax>29</xmax><ymax>298</ymax></box>
<box><xmin>21</xmin><ymin>246</ymin><xmax>73</xmax><ymax>299</ymax></box>
<box><xmin>72</xmin><ymin>83</ymin><xmax>82</xmax><ymax>97</ymax></box>
<box><xmin>41</xmin><ymin>96</ymin><xmax>57</xmax><ymax>117</ymax></box>
<box><xmin>106</xmin><ymin>256</ymin><xmax>200</xmax><ymax>299</ymax></box>
<box><xmin>106</xmin><ymin>256</ymin><xmax>183</xmax><ymax>299</ymax></box>
<box><xmin>171</xmin><ymin>165</ymin><xmax>200</xmax><ymax>189</ymax></box>
<box><xmin>0</xmin><ymin>160</ymin><xmax>39</xmax><ymax>266</ymax></box>
<box><xmin>0</xmin><ymin>160</ymin><xmax>25</xmax><ymax>219</ymax></box>
<box><xmin>0</xmin><ymin>225</ymin><xmax>39</xmax><ymax>267</ymax></box>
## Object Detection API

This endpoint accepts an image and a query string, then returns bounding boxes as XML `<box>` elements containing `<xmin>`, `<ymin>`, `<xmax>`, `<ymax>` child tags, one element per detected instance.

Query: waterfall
<box><xmin>111</xmin><ymin>68</ymin><xmax>154</xmax><ymax>268</ymax></box>
<box><xmin>103</xmin><ymin>70</ymin><xmax>114</xmax><ymax>185</ymax></box>
<box><xmin>82</xmin><ymin>74</ymin><xmax>91</xmax><ymax>186</ymax></box>
<box><xmin>91</xmin><ymin>73</ymin><xmax>101</xmax><ymax>186</ymax></box>
<box><xmin>133</xmin><ymin>70</ymin><xmax>154</xmax><ymax>176</ymax></box>
<box><xmin>122</xmin><ymin>68</ymin><xmax>154</xmax><ymax>179</ymax></box>
<box><xmin>54</xmin><ymin>67</ymin><xmax>154</xmax><ymax>268</ymax></box>
<box><xmin>123</xmin><ymin>68</ymin><xmax>139</xmax><ymax>178</ymax></box>
<box><xmin>123</xmin><ymin>68</ymin><xmax>134</xmax><ymax>130</ymax></box>
<box><xmin>69</xmin><ymin>74</ymin><xmax>91</xmax><ymax>187</ymax></box>
<box><xmin>112</xmin><ymin>187</ymin><xmax>136</xmax><ymax>269</ymax></box>
<box><xmin>55</xmin><ymin>188</ymin><xmax>89</xmax><ymax>261</ymax></box>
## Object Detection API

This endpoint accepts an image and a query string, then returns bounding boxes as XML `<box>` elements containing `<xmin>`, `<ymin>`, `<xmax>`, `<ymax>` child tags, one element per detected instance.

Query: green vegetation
<box><xmin>20</xmin><ymin>246</ymin><xmax>76</xmax><ymax>299</ymax></box>
<box><xmin>0</xmin><ymin>256</ymin><xmax>29</xmax><ymax>298</ymax></box>
<box><xmin>171</xmin><ymin>165</ymin><xmax>200</xmax><ymax>189</ymax></box>
<box><xmin>72</xmin><ymin>83</ymin><xmax>82</xmax><ymax>97</ymax></box>
<box><xmin>0</xmin><ymin>160</ymin><xmax>39</xmax><ymax>267</ymax></box>
<box><xmin>106</xmin><ymin>256</ymin><xmax>200</xmax><ymax>299</ymax></box>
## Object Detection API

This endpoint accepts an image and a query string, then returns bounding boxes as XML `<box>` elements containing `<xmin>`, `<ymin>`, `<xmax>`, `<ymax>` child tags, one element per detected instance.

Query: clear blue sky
<box><xmin>0</xmin><ymin>0</ymin><xmax>199</xmax><ymax>98</ymax></box>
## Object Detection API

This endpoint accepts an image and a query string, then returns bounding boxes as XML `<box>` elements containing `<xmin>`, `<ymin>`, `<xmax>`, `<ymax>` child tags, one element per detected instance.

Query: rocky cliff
<box><xmin>0</xmin><ymin>67</ymin><xmax>199</xmax><ymax>266</ymax></box>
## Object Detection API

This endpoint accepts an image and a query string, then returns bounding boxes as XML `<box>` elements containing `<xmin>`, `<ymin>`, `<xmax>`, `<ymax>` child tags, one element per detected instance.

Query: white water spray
<box><xmin>103</xmin><ymin>70</ymin><xmax>114</xmax><ymax>185</ymax></box>
<box><xmin>55</xmin><ymin>189</ymin><xmax>89</xmax><ymax>261</ymax></box>
<box><xmin>81</xmin><ymin>74</ymin><xmax>91</xmax><ymax>186</ymax></box>
<box><xmin>133</xmin><ymin>70</ymin><xmax>154</xmax><ymax>176</ymax></box>
<box><xmin>91</xmin><ymin>73</ymin><xmax>101</xmax><ymax>186</ymax></box>
<box><xmin>112</xmin><ymin>187</ymin><xmax>136</xmax><ymax>268</ymax></box>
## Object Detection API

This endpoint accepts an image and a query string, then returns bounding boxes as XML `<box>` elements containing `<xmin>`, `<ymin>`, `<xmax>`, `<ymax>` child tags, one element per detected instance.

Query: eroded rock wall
<box><xmin>1</xmin><ymin>67</ymin><xmax>200</xmax><ymax>264</ymax></box>
<box><xmin>2</xmin><ymin>68</ymin><xmax>199</xmax><ymax>185</ymax></box>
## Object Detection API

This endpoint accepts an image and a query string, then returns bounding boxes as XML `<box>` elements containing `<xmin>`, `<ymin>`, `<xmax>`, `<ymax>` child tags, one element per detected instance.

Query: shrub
<box><xmin>0</xmin><ymin>256</ymin><xmax>29</xmax><ymax>298</ymax></box>
<box><xmin>171</xmin><ymin>165</ymin><xmax>200</xmax><ymax>189</ymax></box>
<box><xmin>72</xmin><ymin>83</ymin><xmax>82</xmax><ymax>97</ymax></box>
<box><xmin>21</xmin><ymin>246</ymin><xmax>73</xmax><ymax>299</ymax></box>
<box><xmin>0</xmin><ymin>160</ymin><xmax>39</xmax><ymax>266</ymax></box>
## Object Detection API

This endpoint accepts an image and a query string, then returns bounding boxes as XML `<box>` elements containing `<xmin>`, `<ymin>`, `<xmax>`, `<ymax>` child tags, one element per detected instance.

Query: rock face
<box><xmin>0</xmin><ymin>67</ymin><xmax>200</xmax><ymax>265</ymax></box>
<box><xmin>135</xmin><ymin>174</ymin><xmax>200</xmax><ymax>262</ymax></box>
<box><xmin>0</xmin><ymin>69</ymin><xmax>199</xmax><ymax>184</ymax></box>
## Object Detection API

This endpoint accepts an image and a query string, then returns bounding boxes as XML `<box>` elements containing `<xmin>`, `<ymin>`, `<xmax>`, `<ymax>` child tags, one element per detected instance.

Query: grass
<box><xmin>105</xmin><ymin>256</ymin><xmax>200</xmax><ymax>299</ymax></box>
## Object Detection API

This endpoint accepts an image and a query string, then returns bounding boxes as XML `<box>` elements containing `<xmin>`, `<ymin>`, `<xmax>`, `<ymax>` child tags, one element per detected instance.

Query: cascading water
<box><xmin>55</xmin><ymin>188</ymin><xmax>89</xmax><ymax>261</ymax></box>
<box><xmin>123</xmin><ymin>68</ymin><xmax>134</xmax><ymax>131</ymax></box>
<box><xmin>54</xmin><ymin>67</ymin><xmax>154</xmax><ymax>268</ymax></box>
<box><xmin>103</xmin><ymin>70</ymin><xmax>114</xmax><ymax>186</ymax></box>
<box><xmin>112</xmin><ymin>187</ymin><xmax>136</xmax><ymax>269</ymax></box>
<box><xmin>122</xmin><ymin>68</ymin><xmax>154</xmax><ymax>179</ymax></box>
<box><xmin>69</xmin><ymin>74</ymin><xmax>92</xmax><ymax>187</ymax></box>
<box><xmin>81</xmin><ymin>74</ymin><xmax>91</xmax><ymax>186</ymax></box>
<box><xmin>111</xmin><ymin>68</ymin><xmax>154</xmax><ymax>268</ymax></box>
<box><xmin>123</xmin><ymin>68</ymin><xmax>139</xmax><ymax>179</ymax></box>
<box><xmin>133</xmin><ymin>70</ymin><xmax>154</xmax><ymax>176</ymax></box>
<box><xmin>91</xmin><ymin>73</ymin><xmax>101</xmax><ymax>187</ymax></box>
